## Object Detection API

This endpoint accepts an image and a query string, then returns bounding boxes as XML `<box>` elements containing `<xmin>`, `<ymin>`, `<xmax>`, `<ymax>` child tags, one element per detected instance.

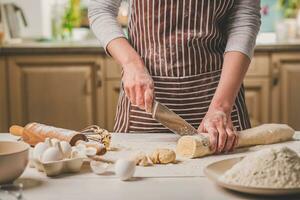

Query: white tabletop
<box><xmin>1</xmin><ymin>133</ymin><xmax>300</xmax><ymax>200</ymax></box>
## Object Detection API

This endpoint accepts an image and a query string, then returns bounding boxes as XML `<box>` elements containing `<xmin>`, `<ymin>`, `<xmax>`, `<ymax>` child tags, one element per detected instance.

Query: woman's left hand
<box><xmin>198</xmin><ymin>108</ymin><xmax>238</xmax><ymax>153</ymax></box>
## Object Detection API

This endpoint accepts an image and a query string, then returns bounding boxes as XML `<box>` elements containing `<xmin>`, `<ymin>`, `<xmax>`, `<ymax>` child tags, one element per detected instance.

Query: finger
<box><xmin>224</xmin><ymin>128</ymin><xmax>235</xmax><ymax>152</ymax></box>
<box><xmin>129</xmin><ymin>86</ymin><xmax>136</xmax><ymax>105</ymax></box>
<box><xmin>144</xmin><ymin>88</ymin><xmax>154</xmax><ymax>113</ymax></box>
<box><xmin>135</xmin><ymin>85</ymin><xmax>145</xmax><ymax>109</ymax></box>
<box><xmin>207</xmin><ymin>127</ymin><xmax>218</xmax><ymax>153</ymax></box>
<box><xmin>216</xmin><ymin>125</ymin><xmax>227</xmax><ymax>153</ymax></box>
<box><xmin>232</xmin><ymin>129</ymin><xmax>239</xmax><ymax>150</ymax></box>
<box><xmin>230</xmin><ymin>132</ymin><xmax>239</xmax><ymax>151</ymax></box>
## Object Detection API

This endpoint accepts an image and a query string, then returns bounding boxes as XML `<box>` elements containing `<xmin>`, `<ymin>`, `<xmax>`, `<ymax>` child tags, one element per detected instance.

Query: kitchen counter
<box><xmin>2</xmin><ymin>39</ymin><xmax>300</xmax><ymax>55</ymax></box>
<box><xmin>1</xmin><ymin>133</ymin><xmax>300</xmax><ymax>200</ymax></box>
<box><xmin>0</xmin><ymin>40</ymin><xmax>105</xmax><ymax>55</ymax></box>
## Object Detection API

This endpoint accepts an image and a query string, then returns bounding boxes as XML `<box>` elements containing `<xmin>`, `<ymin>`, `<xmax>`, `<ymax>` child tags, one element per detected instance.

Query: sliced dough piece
<box><xmin>176</xmin><ymin>124</ymin><xmax>294</xmax><ymax>159</ymax></box>
<box><xmin>176</xmin><ymin>135</ymin><xmax>210</xmax><ymax>158</ymax></box>
<box><xmin>134</xmin><ymin>152</ymin><xmax>153</xmax><ymax>166</ymax></box>
<box><xmin>149</xmin><ymin>148</ymin><xmax>176</xmax><ymax>164</ymax></box>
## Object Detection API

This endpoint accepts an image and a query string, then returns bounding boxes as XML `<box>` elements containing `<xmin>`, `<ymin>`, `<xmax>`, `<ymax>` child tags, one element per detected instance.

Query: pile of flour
<box><xmin>219</xmin><ymin>147</ymin><xmax>300</xmax><ymax>188</ymax></box>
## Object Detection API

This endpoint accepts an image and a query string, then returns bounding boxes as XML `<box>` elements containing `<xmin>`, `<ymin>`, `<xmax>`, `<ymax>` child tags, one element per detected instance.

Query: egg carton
<box><xmin>29</xmin><ymin>138</ymin><xmax>95</xmax><ymax>177</ymax></box>
<box><xmin>32</xmin><ymin>157</ymin><xmax>84</xmax><ymax>177</ymax></box>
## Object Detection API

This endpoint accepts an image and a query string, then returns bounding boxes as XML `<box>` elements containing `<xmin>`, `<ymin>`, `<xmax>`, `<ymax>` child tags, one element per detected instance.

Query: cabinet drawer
<box><xmin>247</xmin><ymin>53</ymin><xmax>270</xmax><ymax>77</ymax></box>
<box><xmin>105</xmin><ymin>58</ymin><xmax>122</xmax><ymax>79</ymax></box>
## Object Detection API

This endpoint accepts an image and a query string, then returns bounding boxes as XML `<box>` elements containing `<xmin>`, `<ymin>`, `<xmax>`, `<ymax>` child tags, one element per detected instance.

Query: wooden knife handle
<box><xmin>9</xmin><ymin>125</ymin><xmax>24</xmax><ymax>136</ymax></box>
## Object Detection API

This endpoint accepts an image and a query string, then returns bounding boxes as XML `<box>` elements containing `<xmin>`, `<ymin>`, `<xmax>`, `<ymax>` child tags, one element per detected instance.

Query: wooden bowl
<box><xmin>0</xmin><ymin>141</ymin><xmax>29</xmax><ymax>184</ymax></box>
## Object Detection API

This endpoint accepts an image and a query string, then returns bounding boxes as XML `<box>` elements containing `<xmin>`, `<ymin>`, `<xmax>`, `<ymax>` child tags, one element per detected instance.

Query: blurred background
<box><xmin>0</xmin><ymin>0</ymin><xmax>300</xmax><ymax>133</ymax></box>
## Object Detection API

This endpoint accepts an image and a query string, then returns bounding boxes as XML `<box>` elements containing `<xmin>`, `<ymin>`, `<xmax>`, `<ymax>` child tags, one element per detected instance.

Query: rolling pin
<box><xmin>176</xmin><ymin>124</ymin><xmax>295</xmax><ymax>158</ymax></box>
<box><xmin>9</xmin><ymin>122</ymin><xmax>87</xmax><ymax>146</ymax></box>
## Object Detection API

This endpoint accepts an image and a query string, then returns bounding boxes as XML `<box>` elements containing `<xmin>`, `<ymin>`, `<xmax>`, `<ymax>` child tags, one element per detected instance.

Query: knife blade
<box><xmin>151</xmin><ymin>100</ymin><xmax>198</xmax><ymax>136</ymax></box>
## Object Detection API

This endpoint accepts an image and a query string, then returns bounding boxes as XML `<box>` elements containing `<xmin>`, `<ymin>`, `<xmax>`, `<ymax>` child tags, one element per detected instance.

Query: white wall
<box><xmin>1</xmin><ymin>0</ymin><xmax>57</xmax><ymax>39</ymax></box>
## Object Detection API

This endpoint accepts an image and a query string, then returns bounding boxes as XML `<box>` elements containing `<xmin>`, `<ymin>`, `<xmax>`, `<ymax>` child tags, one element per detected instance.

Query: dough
<box><xmin>219</xmin><ymin>147</ymin><xmax>300</xmax><ymax>188</ymax></box>
<box><xmin>134</xmin><ymin>152</ymin><xmax>153</xmax><ymax>166</ymax></box>
<box><xmin>149</xmin><ymin>148</ymin><xmax>176</xmax><ymax>164</ymax></box>
<box><xmin>176</xmin><ymin>124</ymin><xmax>295</xmax><ymax>158</ymax></box>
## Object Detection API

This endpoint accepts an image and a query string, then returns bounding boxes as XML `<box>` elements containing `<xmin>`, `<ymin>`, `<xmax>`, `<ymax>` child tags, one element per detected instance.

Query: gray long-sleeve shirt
<box><xmin>88</xmin><ymin>0</ymin><xmax>261</xmax><ymax>59</ymax></box>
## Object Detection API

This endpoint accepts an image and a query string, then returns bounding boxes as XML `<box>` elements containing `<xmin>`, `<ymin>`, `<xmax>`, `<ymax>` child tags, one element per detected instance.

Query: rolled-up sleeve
<box><xmin>88</xmin><ymin>0</ymin><xmax>126</xmax><ymax>50</ymax></box>
<box><xmin>225</xmin><ymin>0</ymin><xmax>261</xmax><ymax>59</ymax></box>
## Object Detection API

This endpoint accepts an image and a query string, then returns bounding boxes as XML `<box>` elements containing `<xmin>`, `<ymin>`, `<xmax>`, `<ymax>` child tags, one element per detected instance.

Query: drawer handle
<box><xmin>114</xmin><ymin>87</ymin><xmax>120</xmax><ymax>92</ymax></box>
<box><xmin>272</xmin><ymin>62</ymin><xmax>280</xmax><ymax>86</ymax></box>
<box><xmin>272</xmin><ymin>77</ymin><xmax>279</xmax><ymax>86</ymax></box>
<box><xmin>96</xmin><ymin>69</ymin><xmax>102</xmax><ymax>88</ymax></box>
<box><xmin>97</xmin><ymin>79</ymin><xmax>102</xmax><ymax>87</ymax></box>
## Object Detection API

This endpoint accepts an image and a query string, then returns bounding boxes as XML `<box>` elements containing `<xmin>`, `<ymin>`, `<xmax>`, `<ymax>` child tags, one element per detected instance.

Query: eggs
<box><xmin>33</xmin><ymin>138</ymin><xmax>72</xmax><ymax>162</ymax></box>
<box><xmin>70</xmin><ymin>142</ymin><xmax>98</xmax><ymax>158</ymax></box>
<box><xmin>115</xmin><ymin>159</ymin><xmax>136</xmax><ymax>181</ymax></box>
<box><xmin>41</xmin><ymin>143</ymin><xmax>64</xmax><ymax>163</ymax></box>
<box><xmin>59</xmin><ymin>141</ymin><xmax>72</xmax><ymax>158</ymax></box>
<box><xmin>33</xmin><ymin>142</ymin><xmax>49</xmax><ymax>161</ymax></box>
<box><xmin>45</xmin><ymin>138</ymin><xmax>53</xmax><ymax>147</ymax></box>
<box><xmin>85</xmin><ymin>147</ymin><xmax>97</xmax><ymax>157</ymax></box>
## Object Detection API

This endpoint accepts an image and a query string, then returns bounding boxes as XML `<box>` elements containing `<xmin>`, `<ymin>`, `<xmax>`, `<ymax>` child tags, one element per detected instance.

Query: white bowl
<box><xmin>0</xmin><ymin>141</ymin><xmax>29</xmax><ymax>184</ymax></box>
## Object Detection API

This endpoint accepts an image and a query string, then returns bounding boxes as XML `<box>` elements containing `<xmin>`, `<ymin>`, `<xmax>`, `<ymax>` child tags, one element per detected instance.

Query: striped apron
<box><xmin>114</xmin><ymin>0</ymin><xmax>251</xmax><ymax>133</ymax></box>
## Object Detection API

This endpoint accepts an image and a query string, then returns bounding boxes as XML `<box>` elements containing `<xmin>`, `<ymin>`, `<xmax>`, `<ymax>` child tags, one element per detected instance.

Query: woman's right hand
<box><xmin>122</xmin><ymin>58</ymin><xmax>155</xmax><ymax>113</ymax></box>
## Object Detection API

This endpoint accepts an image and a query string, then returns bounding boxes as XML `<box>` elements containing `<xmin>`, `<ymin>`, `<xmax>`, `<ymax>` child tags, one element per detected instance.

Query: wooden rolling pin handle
<box><xmin>9</xmin><ymin>125</ymin><xmax>24</xmax><ymax>136</ymax></box>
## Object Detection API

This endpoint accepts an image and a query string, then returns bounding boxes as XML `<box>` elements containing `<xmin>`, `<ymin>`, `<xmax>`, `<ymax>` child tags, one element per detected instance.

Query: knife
<box><xmin>151</xmin><ymin>100</ymin><xmax>198</xmax><ymax>136</ymax></box>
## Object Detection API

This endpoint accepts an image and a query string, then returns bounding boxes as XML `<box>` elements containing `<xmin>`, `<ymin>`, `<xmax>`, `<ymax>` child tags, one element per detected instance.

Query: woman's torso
<box><xmin>128</xmin><ymin>0</ymin><xmax>235</xmax><ymax>76</ymax></box>
<box><xmin>113</xmin><ymin>0</ymin><xmax>251</xmax><ymax>133</ymax></box>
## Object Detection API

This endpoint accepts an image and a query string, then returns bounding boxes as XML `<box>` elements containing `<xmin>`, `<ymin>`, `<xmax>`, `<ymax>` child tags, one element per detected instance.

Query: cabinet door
<box><xmin>8</xmin><ymin>55</ymin><xmax>104</xmax><ymax>130</ymax></box>
<box><xmin>244</xmin><ymin>78</ymin><xmax>270</xmax><ymax>127</ymax></box>
<box><xmin>106</xmin><ymin>80</ymin><xmax>121</xmax><ymax>131</ymax></box>
<box><xmin>0</xmin><ymin>57</ymin><xmax>8</xmax><ymax>132</ymax></box>
<box><xmin>247</xmin><ymin>53</ymin><xmax>270</xmax><ymax>77</ymax></box>
<box><xmin>272</xmin><ymin>53</ymin><xmax>300</xmax><ymax>130</ymax></box>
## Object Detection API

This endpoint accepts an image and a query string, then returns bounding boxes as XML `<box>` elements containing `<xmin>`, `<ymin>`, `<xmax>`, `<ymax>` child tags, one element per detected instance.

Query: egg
<box><xmin>50</xmin><ymin>138</ymin><xmax>60</xmax><ymax>147</ymax></box>
<box><xmin>33</xmin><ymin>142</ymin><xmax>49</xmax><ymax>161</ymax></box>
<box><xmin>75</xmin><ymin>143</ymin><xmax>86</xmax><ymax>152</ymax></box>
<box><xmin>59</xmin><ymin>141</ymin><xmax>72</xmax><ymax>158</ymax></box>
<box><xmin>41</xmin><ymin>143</ymin><xmax>63</xmax><ymax>163</ymax></box>
<box><xmin>90</xmin><ymin>160</ymin><xmax>110</xmax><ymax>175</ymax></box>
<box><xmin>44</xmin><ymin>138</ymin><xmax>53</xmax><ymax>147</ymax></box>
<box><xmin>71</xmin><ymin>147</ymin><xmax>86</xmax><ymax>158</ymax></box>
<box><xmin>85</xmin><ymin>147</ymin><xmax>97</xmax><ymax>157</ymax></box>
<box><xmin>115</xmin><ymin>159</ymin><xmax>136</xmax><ymax>181</ymax></box>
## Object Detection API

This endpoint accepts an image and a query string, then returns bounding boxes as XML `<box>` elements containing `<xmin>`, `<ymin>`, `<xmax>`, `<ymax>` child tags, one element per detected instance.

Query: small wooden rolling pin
<box><xmin>176</xmin><ymin>124</ymin><xmax>295</xmax><ymax>158</ymax></box>
<box><xmin>10</xmin><ymin>122</ymin><xmax>87</xmax><ymax>146</ymax></box>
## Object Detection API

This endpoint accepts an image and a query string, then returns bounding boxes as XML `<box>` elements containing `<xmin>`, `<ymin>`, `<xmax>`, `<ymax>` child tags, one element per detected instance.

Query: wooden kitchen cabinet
<box><xmin>244</xmin><ymin>78</ymin><xmax>270</xmax><ymax>127</ymax></box>
<box><xmin>244</xmin><ymin>53</ymin><xmax>271</xmax><ymax>126</ymax></box>
<box><xmin>105</xmin><ymin>58</ymin><xmax>122</xmax><ymax>131</ymax></box>
<box><xmin>106</xmin><ymin>80</ymin><xmax>121</xmax><ymax>131</ymax></box>
<box><xmin>272</xmin><ymin>53</ymin><xmax>300</xmax><ymax>130</ymax></box>
<box><xmin>0</xmin><ymin>57</ymin><xmax>9</xmax><ymax>132</ymax></box>
<box><xmin>8</xmin><ymin>55</ymin><xmax>105</xmax><ymax>130</ymax></box>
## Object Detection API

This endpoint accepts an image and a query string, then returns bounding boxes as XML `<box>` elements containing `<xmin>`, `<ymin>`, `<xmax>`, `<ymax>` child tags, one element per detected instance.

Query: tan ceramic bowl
<box><xmin>0</xmin><ymin>141</ymin><xmax>29</xmax><ymax>184</ymax></box>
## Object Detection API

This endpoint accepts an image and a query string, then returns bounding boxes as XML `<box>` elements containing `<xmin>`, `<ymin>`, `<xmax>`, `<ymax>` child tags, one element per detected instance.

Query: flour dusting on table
<box><xmin>220</xmin><ymin>146</ymin><xmax>300</xmax><ymax>188</ymax></box>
